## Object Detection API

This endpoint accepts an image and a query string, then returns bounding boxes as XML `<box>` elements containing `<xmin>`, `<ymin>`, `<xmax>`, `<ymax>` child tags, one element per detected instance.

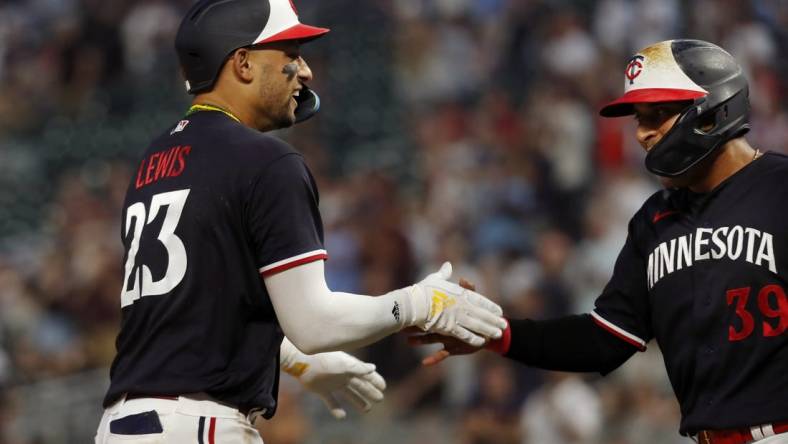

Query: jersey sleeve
<box><xmin>247</xmin><ymin>153</ymin><xmax>327</xmax><ymax>277</ymax></box>
<box><xmin>591</xmin><ymin>216</ymin><xmax>653</xmax><ymax>351</ymax></box>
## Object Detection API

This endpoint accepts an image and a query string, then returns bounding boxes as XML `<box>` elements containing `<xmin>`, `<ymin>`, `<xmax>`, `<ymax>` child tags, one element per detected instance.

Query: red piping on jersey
<box><xmin>208</xmin><ymin>417</ymin><xmax>216</xmax><ymax>444</ymax></box>
<box><xmin>260</xmin><ymin>252</ymin><xmax>328</xmax><ymax>277</ymax></box>
<box><xmin>486</xmin><ymin>319</ymin><xmax>511</xmax><ymax>355</ymax></box>
<box><xmin>592</xmin><ymin>317</ymin><xmax>647</xmax><ymax>351</ymax></box>
<box><xmin>652</xmin><ymin>209</ymin><xmax>680</xmax><ymax>224</ymax></box>
<box><xmin>698</xmin><ymin>421</ymin><xmax>788</xmax><ymax>444</ymax></box>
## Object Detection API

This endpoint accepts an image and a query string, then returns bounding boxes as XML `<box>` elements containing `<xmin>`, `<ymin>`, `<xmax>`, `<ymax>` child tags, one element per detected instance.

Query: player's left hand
<box><xmin>285</xmin><ymin>351</ymin><xmax>386</xmax><ymax>419</ymax></box>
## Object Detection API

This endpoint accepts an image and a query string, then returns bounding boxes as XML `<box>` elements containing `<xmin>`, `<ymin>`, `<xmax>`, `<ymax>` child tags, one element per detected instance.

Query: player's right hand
<box><xmin>407</xmin><ymin>262</ymin><xmax>506</xmax><ymax>347</ymax></box>
<box><xmin>407</xmin><ymin>278</ymin><xmax>487</xmax><ymax>365</ymax></box>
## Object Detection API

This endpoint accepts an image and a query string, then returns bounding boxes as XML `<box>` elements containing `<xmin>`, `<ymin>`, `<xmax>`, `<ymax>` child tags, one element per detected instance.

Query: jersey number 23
<box><xmin>120</xmin><ymin>189</ymin><xmax>190</xmax><ymax>308</ymax></box>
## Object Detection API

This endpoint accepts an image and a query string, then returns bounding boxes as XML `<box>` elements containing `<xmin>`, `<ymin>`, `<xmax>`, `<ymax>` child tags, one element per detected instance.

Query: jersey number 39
<box><xmin>727</xmin><ymin>284</ymin><xmax>788</xmax><ymax>341</ymax></box>
<box><xmin>120</xmin><ymin>189</ymin><xmax>190</xmax><ymax>308</ymax></box>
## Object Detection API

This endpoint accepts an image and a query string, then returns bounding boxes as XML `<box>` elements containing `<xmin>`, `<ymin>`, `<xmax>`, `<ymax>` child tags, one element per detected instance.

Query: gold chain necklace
<box><xmin>186</xmin><ymin>104</ymin><xmax>241</xmax><ymax>123</ymax></box>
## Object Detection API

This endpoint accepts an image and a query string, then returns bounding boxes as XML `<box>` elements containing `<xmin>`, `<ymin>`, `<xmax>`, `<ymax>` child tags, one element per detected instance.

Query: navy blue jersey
<box><xmin>592</xmin><ymin>152</ymin><xmax>788</xmax><ymax>435</ymax></box>
<box><xmin>104</xmin><ymin>110</ymin><xmax>326</xmax><ymax>417</ymax></box>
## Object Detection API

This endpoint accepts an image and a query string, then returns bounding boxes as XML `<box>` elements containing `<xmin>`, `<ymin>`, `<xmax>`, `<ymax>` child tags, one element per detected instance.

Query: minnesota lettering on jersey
<box><xmin>647</xmin><ymin>226</ymin><xmax>777</xmax><ymax>289</ymax></box>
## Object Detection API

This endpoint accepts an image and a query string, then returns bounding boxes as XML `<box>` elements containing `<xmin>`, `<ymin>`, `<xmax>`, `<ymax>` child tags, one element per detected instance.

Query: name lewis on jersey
<box><xmin>135</xmin><ymin>145</ymin><xmax>192</xmax><ymax>189</ymax></box>
<box><xmin>648</xmin><ymin>226</ymin><xmax>777</xmax><ymax>289</ymax></box>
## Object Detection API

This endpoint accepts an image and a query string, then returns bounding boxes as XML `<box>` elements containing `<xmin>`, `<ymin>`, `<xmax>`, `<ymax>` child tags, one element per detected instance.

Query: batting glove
<box><xmin>280</xmin><ymin>338</ymin><xmax>386</xmax><ymax>420</ymax></box>
<box><xmin>403</xmin><ymin>262</ymin><xmax>506</xmax><ymax>347</ymax></box>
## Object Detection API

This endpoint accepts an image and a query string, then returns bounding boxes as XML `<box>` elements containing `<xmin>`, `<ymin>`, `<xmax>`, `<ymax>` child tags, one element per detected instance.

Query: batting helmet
<box><xmin>175</xmin><ymin>0</ymin><xmax>329</xmax><ymax>122</ymax></box>
<box><xmin>600</xmin><ymin>39</ymin><xmax>750</xmax><ymax>177</ymax></box>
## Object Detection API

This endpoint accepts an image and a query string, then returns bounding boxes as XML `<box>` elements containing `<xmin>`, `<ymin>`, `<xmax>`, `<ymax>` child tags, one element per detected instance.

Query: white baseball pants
<box><xmin>95</xmin><ymin>394</ymin><xmax>264</xmax><ymax>444</ymax></box>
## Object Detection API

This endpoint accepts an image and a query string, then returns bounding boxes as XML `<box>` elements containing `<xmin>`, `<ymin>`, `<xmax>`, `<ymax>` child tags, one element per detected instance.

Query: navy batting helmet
<box><xmin>600</xmin><ymin>39</ymin><xmax>750</xmax><ymax>177</ymax></box>
<box><xmin>175</xmin><ymin>0</ymin><xmax>329</xmax><ymax>122</ymax></box>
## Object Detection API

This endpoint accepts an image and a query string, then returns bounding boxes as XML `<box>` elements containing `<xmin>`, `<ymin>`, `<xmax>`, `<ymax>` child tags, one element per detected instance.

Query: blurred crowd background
<box><xmin>0</xmin><ymin>0</ymin><xmax>786</xmax><ymax>443</ymax></box>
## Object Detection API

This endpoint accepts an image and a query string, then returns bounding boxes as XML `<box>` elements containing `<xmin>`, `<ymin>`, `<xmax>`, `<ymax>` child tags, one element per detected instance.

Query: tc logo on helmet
<box><xmin>625</xmin><ymin>55</ymin><xmax>645</xmax><ymax>84</ymax></box>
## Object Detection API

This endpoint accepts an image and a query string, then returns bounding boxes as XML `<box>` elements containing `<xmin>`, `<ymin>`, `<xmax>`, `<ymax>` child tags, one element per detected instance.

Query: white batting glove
<box><xmin>402</xmin><ymin>262</ymin><xmax>507</xmax><ymax>347</ymax></box>
<box><xmin>280</xmin><ymin>339</ymin><xmax>386</xmax><ymax>420</ymax></box>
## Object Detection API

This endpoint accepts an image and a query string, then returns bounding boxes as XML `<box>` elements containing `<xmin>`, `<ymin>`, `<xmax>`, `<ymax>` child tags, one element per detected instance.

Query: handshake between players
<box><xmin>270</xmin><ymin>261</ymin><xmax>505</xmax><ymax>420</ymax></box>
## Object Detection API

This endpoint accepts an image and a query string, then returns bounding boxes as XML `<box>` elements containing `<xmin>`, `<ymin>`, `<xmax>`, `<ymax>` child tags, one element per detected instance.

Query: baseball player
<box><xmin>94</xmin><ymin>0</ymin><xmax>507</xmax><ymax>442</ymax></box>
<box><xmin>411</xmin><ymin>40</ymin><xmax>788</xmax><ymax>444</ymax></box>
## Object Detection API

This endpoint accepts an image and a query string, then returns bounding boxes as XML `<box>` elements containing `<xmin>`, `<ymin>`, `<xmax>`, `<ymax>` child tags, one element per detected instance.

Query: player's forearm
<box><xmin>285</xmin><ymin>290</ymin><xmax>408</xmax><ymax>354</ymax></box>
<box><xmin>498</xmin><ymin>314</ymin><xmax>637</xmax><ymax>375</ymax></box>
<box><xmin>265</xmin><ymin>261</ymin><xmax>414</xmax><ymax>354</ymax></box>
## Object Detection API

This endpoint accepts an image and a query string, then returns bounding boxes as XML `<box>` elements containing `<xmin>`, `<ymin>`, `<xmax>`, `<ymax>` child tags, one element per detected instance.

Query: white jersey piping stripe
<box><xmin>590</xmin><ymin>311</ymin><xmax>647</xmax><ymax>350</ymax></box>
<box><xmin>751</xmin><ymin>424</ymin><xmax>778</xmax><ymax>439</ymax></box>
<box><xmin>259</xmin><ymin>249</ymin><xmax>328</xmax><ymax>274</ymax></box>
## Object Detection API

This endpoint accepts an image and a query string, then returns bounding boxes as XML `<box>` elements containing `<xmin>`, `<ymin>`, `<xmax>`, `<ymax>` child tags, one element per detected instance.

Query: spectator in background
<box><xmin>521</xmin><ymin>372</ymin><xmax>602</xmax><ymax>443</ymax></box>
<box><xmin>120</xmin><ymin>0</ymin><xmax>179</xmax><ymax>77</ymax></box>
<box><xmin>459</xmin><ymin>358</ymin><xmax>522</xmax><ymax>444</ymax></box>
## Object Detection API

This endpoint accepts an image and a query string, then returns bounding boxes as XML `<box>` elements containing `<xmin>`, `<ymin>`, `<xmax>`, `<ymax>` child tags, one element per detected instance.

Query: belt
<box><xmin>124</xmin><ymin>393</ymin><xmax>255</xmax><ymax>416</ymax></box>
<box><xmin>125</xmin><ymin>394</ymin><xmax>179</xmax><ymax>401</ymax></box>
<box><xmin>697</xmin><ymin>421</ymin><xmax>788</xmax><ymax>444</ymax></box>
